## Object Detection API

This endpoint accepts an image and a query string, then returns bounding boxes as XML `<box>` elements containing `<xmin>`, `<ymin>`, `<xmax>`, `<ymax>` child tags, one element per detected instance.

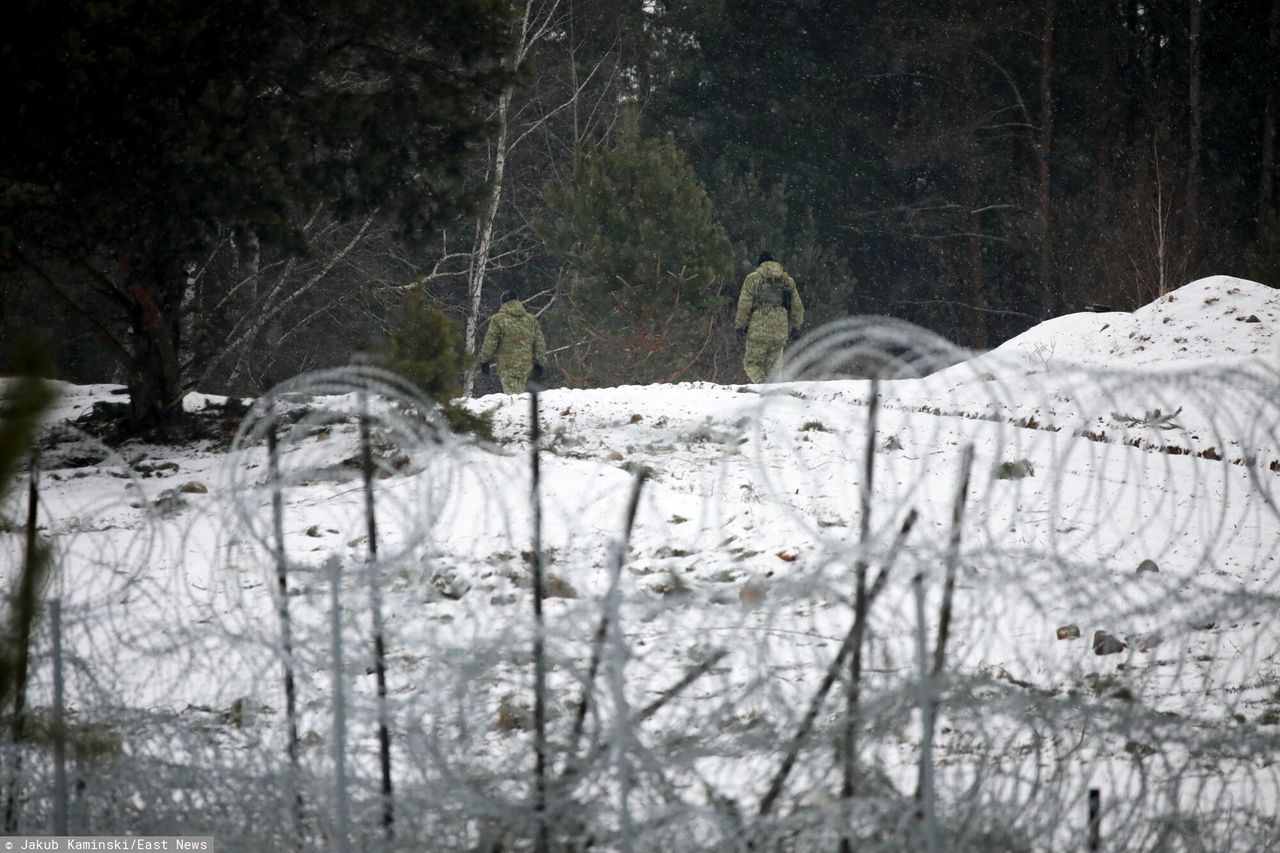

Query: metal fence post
<box><xmin>50</xmin><ymin>598</ymin><xmax>67</xmax><ymax>835</ymax></box>
<box><xmin>1088</xmin><ymin>788</ymin><xmax>1101</xmax><ymax>851</ymax></box>
<box><xmin>328</xmin><ymin>556</ymin><xmax>351</xmax><ymax>853</ymax></box>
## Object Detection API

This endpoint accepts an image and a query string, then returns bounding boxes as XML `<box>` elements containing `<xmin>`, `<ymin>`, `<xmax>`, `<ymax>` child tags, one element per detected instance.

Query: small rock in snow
<box><xmin>1092</xmin><ymin>631</ymin><xmax>1127</xmax><ymax>655</ymax></box>
<box><xmin>152</xmin><ymin>489</ymin><xmax>188</xmax><ymax>515</ymax></box>
<box><xmin>1056</xmin><ymin>624</ymin><xmax>1081</xmax><ymax>640</ymax></box>
<box><xmin>1136</xmin><ymin>559</ymin><xmax>1159</xmax><ymax>574</ymax></box>
<box><xmin>431</xmin><ymin>571</ymin><xmax>470</xmax><ymax>600</ymax></box>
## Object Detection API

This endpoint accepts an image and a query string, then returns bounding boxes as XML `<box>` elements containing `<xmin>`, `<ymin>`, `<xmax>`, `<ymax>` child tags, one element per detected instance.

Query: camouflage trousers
<box><xmin>743</xmin><ymin>332</ymin><xmax>787</xmax><ymax>383</ymax></box>
<box><xmin>497</xmin><ymin>368</ymin><xmax>530</xmax><ymax>394</ymax></box>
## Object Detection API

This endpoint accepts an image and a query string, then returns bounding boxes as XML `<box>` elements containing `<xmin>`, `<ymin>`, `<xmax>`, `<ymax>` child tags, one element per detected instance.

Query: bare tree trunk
<box><xmin>1185</xmin><ymin>0</ymin><xmax>1203</xmax><ymax>254</ymax></box>
<box><xmin>1092</xmin><ymin>0</ymin><xmax>1115</xmax><ymax>210</ymax></box>
<box><xmin>1091</xmin><ymin>0</ymin><xmax>1116</xmax><ymax>307</ymax></box>
<box><xmin>242</xmin><ymin>227</ymin><xmax>261</xmax><ymax>306</ymax></box>
<box><xmin>463</xmin><ymin>86</ymin><xmax>513</xmax><ymax>398</ymax></box>
<box><xmin>1036</xmin><ymin>0</ymin><xmax>1057</xmax><ymax>316</ymax></box>
<box><xmin>1260</xmin><ymin>0</ymin><xmax>1280</xmax><ymax>239</ymax></box>
<box><xmin>1137</xmin><ymin>141</ymin><xmax>1175</xmax><ymax>302</ymax></box>
<box><xmin>966</xmin><ymin>210</ymin><xmax>987</xmax><ymax>349</ymax></box>
<box><xmin>126</xmin><ymin>260</ymin><xmax>186</xmax><ymax>430</ymax></box>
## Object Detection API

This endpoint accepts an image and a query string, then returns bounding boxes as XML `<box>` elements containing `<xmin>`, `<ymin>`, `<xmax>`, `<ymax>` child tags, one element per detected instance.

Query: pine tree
<box><xmin>377</xmin><ymin>292</ymin><xmax>468</xmax><ymax>403</ymax></box>
<box><xmin>0</xmin><ymin>0</ymin><xmax>514</xmax><ymax>432</ymax></box>
<box><xmin>375</xmin><ymin>291</ymin><xmax>494</xmax><ymax>440</ymax></box>
<box><xmin>538</xmin><ymin>116</ymin><xmax>734</xmax><ymax>386</ymax></box>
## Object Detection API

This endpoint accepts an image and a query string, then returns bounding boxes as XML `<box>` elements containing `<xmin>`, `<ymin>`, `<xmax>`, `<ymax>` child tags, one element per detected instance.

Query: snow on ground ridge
<box><xmin>4</xmin><ymin>277</ymin><xmax>1280</xmax><ymax>849</ymax></box>
<box><xmin>979</xmin><ymin>275</ymin><xmax>1279</xmax><ymax>372</ymax></box>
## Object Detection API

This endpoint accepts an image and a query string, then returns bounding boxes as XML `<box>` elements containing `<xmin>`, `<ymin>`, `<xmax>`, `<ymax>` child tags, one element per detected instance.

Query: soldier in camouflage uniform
<box><xmin>479</xmin><ymin>290</ymin><xmax>548</xmax><ymax>394</ymax></box>
<box><xmin>734</xmin><ymin>252</ymin><xmax>804</xmax><ymax>382</ymax></box>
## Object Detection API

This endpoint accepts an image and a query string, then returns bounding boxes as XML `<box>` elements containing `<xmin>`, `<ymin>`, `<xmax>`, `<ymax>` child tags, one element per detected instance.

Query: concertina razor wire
<box><xmin>2</xmin><ymin>323</ymin><xmax>1279</xmax><ymax>851</ymax></box>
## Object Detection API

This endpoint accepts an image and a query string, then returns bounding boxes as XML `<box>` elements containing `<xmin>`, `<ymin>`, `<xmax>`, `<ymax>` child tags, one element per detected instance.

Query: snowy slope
<box><xmin>962</xmin><ymin>275</ymin><xmax>1280</xmax><ymax>371</ymax></box>
<box><xmin>4</xmin><ymin>275</ymin><xmax>1280</xmax><ymax>849</ymax></box>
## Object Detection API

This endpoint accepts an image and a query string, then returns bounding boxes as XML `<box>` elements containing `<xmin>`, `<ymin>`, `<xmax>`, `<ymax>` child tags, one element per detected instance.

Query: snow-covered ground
<box><xmin>4</xmin><ymin>275</ymin><xmax>1280</xmax><ymax>849</ymax></box>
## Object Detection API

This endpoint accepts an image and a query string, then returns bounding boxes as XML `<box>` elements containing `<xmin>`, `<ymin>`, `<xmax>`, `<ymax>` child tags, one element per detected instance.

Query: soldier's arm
<box><xmin>478</xmin><ymin>316</ymin><xmax>502</xmax><ymax>363</ymax></box>
<box><xmin>788</xmin><ymin>277</ymin><xmax>805</xmax><ymax>328</ymax></box>
<box><xmin>533</xmin><ymin>321</ymin><xmax>547</xmax><ymax>363</ymax></box>
<box><xmin>733</xmin><ymin>275</ymin><xmax>757</xmax><ymax>330</ymax></box>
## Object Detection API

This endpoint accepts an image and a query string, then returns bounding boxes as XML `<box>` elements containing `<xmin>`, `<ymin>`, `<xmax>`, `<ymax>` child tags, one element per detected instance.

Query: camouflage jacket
<box><xmin>734</xmin><ymin>261</ymin><xmax>805</xmax><ymax>334</ymax></box>
<box><xmin>478</xmin><ymin>299</ymin><xmax>547</xmax><ymax>371</ymax></box>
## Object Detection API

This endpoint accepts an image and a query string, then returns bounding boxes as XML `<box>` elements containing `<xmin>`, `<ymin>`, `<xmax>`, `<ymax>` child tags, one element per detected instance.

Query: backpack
<box><xmin>760</xmin><ymin>267</ymin><xmax>791</xmax><ymax>311</ymax></box>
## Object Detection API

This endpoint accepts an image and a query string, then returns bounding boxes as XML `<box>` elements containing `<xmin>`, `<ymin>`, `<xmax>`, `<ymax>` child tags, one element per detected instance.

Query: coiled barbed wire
<box><xmin>3</xmin><ymin>317</ymin><xmax>1279</xmax><ymax>850</ymax></box>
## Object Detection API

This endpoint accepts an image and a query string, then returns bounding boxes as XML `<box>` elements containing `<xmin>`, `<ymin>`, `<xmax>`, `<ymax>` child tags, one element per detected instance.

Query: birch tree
<box><xmin>462</xmin><ymin>0</ymin><xmax>565</xmax><ymax>397</ymax></box>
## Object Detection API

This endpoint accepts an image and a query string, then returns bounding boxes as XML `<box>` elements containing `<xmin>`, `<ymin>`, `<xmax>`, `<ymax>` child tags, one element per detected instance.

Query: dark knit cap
<box><xmin>500</xmin><ymin>290</ymin><xmax>519</xmax><ymax>304</ymax></box>
<box><xmin>756</xmin><ymin>251</ymin><xmax>774</xmax><ymax>265</ymax></box>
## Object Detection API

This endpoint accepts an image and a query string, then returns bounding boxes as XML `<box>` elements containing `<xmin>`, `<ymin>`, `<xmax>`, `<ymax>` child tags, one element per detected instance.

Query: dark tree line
<box><xmin>0</xmin><ymin>0</ymin><xmax>513</xmax><ymax>429</ymax></box>
<box><xmin>649</xmin><ymin>0</ymin><xmax>1280</xmax><ymax>348</ymax></box>
<box><xmin>2</xmin><ymin>0</ymin><xmax>1277</xmax><ymax>425</ymax></box>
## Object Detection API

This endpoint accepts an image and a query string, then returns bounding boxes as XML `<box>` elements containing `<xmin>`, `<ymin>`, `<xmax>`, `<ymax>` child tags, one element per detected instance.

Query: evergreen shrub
<box><xmin>376</xmin><ymin>292</ymin><xmax>493</xmax><ymax>442</ymax></box>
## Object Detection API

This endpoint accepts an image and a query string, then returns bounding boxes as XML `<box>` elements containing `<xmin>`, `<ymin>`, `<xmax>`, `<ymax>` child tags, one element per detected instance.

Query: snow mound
<box><xmin>972</xmin><ymin>276</ymin><xmax>1278</xmax><ymax>375</ymax></box>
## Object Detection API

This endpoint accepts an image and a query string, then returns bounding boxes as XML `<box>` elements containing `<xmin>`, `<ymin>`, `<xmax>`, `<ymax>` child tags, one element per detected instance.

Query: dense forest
<box><xmin>3</xmin><ymin>0</ymin><xmax>1278</xmax><ymax>427</ymax></box>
